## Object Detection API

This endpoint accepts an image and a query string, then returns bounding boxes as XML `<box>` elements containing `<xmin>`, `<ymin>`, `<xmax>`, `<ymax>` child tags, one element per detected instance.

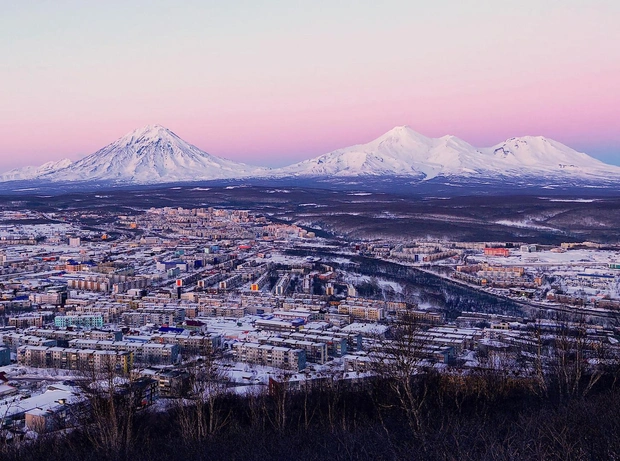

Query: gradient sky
<box><xmin>1</xmin><ymin>0</ymin><xmax>619</xmax><ymax>170</ymax></box>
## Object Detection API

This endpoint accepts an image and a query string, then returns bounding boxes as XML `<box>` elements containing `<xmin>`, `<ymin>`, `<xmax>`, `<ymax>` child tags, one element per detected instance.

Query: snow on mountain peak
<box><xmin>37</xmin><ymin>125</ymin><xmax>268</xmax><ymax>184</ymax></box>
<box><xmin>276</xmin><ymin>126</ymin><xmax>620</xmax><ymax>181</ymax></box>
<box><xmin>376</xmin><ymin>125</ymin><xmax>430</xmax><ymax>144</ymax></box>
<box><xmin>2</xmin><ymin>124</ymin><xmax>618</xmax><ymax>186</ymax></box>
<box><xmin>485</xmin><ymin>136</ymin><xmax>606</xmax><ymax>171</ymax></box>
<box><xmin>115</xmin><ymin>124</ymin><xmax>182</xmax><ymax>149</ymax></box>
<box><xmin>382</xmin><ymin>125</ymin><xmax>418</xmax><ymax>136</ymax></box>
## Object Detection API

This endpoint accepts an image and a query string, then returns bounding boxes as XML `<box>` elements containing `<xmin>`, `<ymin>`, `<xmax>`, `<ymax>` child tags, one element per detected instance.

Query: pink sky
<box><xmin>1</xmin><ymin>1</ymin><xmax>619</xmax><ymax>170</ymax></box>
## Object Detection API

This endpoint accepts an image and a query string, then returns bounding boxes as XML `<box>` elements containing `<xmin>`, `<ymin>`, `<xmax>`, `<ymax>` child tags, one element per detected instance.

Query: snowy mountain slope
<box><xmin>0</xmin><ymin>158</ymin><xmax>73</xmax><ymax>182</ymax></box>
<box><xmin>40</xmin><ymin>125</ymin><xmax>268</xmax><ymax>184</ymax></box>
<box><xmin>1</xmin><ymin>124</ymin><xmax>618</xmax><ymax>186</ymax></box>
<box><xmin>274</xmin><ymin>126</ymin><xmax>620</xmax><ymax>181</ymax></box>
<box><xmin>483</xmin><ymin>136</ymin><xmax>616</xmax><ymax>177</ymax></box>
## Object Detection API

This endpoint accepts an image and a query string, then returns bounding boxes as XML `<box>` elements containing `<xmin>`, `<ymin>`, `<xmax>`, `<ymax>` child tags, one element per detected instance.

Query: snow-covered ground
<box><xmin>482</xmin><ymin>249</ymin><xmax>619</xmax><ymax>266</ymax></box>
<box><xmin>341</xmin><ymin>322</ymin><xmax>389</xmax><ymax>336</ymax></box>
<box><xmin>494</xmin><ymin>220</ymin><xmax>559</xmax><ymax>231</ymax></box>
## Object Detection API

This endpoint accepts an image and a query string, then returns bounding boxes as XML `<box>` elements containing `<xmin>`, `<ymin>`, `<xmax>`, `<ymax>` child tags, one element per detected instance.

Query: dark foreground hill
<box><xmin>6</xmin><ymin>371</ymin><xmax>620</xmax><ymax>461</ymax></box>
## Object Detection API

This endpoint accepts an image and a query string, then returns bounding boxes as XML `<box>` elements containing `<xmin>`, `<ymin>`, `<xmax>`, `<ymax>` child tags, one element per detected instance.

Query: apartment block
<box><xmin>18</xmin><ymin>345</ymin><xmax>132</xmax><ymax>373</ymax></box>
<box><xmin>0</xmin><ymin>332</ymin><xmax>57</xmax><ymax>352</ymax></box>
<box><xmin>232</xmin><ymin>342</ymin><xmax>306</xmax><ymax>371</ymax></box>
<box><xmin>54</xmin><ymin>314</ymin><xmax>104</xmax><ymax>329</ymax></box>
<box><xmin>68</xmin><ymin>339</ymin><xmax>179</xmax><ymax>365</ymax></box>
<box><xmin>259</xmin><ymin>337</ymin><xmax>327</xmax><ymax>364</ymax></box>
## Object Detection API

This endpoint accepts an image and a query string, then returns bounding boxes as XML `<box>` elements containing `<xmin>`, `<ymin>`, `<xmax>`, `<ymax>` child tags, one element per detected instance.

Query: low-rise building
<box><xmin>0</xmin><ymin>332</ymin><xmax>57</xmax><ymax>352</ymax></box>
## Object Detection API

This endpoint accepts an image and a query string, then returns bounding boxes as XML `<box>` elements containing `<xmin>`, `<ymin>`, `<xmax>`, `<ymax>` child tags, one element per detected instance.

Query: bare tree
<box><xmin>76</xmin><ymin>354</ymin><xmax>139</xmax><ymax>458</ymax></box>
<box><xmin>543</xmin><ymin>313</ymin><xmax>609</xmax><ymax>400</ymax></box>
<box><xmin>176</xmin><ymin>352</ymin><xmax>230</xmax><ymax>442</ymax></box>
<box><xmin>299</xmin><ymin>375</ymin><xmax>318</xmax><ymax>431</ymax></box>
<box><xmin>369</xmin><ymin>312</ymin><xmax>431</xmax><ymax>432</ymax></box>
<box><xmin>267</xmin><ymin>370</ymin><xmax>293</xmax><ymax>431</ymax></box>
<box><xmin>0</xmin><ymin>396</ymin><xmax>22</xmax><ymax>453</ymax></box>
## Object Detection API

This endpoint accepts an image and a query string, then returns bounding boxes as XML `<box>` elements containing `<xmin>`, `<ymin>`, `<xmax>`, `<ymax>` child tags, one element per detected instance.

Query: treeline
<box><xmin>6</xmin><ymin>369</ymin><xmax>620</xmax><ymax>461</ymax></box>
<box><xmin>285</xmin><ymin>247</ymin><xmax>524</xmax><ymax>317</ymax></box>
<box><xmin>349</xmin><ymin>255</ymin><xmax>524</xmax><ymax>316</ymax></box>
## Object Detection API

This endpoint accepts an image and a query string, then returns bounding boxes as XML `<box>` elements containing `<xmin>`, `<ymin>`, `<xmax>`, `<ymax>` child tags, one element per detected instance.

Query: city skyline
<box><xmin>2</xmin><ymin>1</ymin><xmax>619</xmax><ymax>170</ymax></box>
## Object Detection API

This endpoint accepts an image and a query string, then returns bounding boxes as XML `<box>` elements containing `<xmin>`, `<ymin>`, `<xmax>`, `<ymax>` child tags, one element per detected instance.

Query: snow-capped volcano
<box><xmin>41</xmin><ymin>125</ymin><xmax>267</xmax><ymax>184</ymax></box>
<box><xmin>275</xmin><ymin>126</ymin><xmax>620</xmax><ymax>181</ymax></box>
<box><xmin>1</xmin><ymin>124</ymin><xmax>617</xmax><ymax>187</ymax></box>
<box><xmin>275</xmin><ymin>127</ymin><xmax>490</xmax><ymax>179</ymax></box>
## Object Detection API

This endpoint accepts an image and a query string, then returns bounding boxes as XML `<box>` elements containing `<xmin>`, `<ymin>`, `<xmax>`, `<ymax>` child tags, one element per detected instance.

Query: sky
<box><xmin>1</xmin><ymin>0</ymin><xmax>619</xmax><ymax>170</ymax></box>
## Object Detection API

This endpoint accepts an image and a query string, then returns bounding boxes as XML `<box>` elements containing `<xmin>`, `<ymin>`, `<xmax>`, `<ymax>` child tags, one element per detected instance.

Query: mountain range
<box><xmin>0</xmin><ymin>158</ymin><xmax>73</xmax><ymax>182</ymax></box>
<box><xmin>1</xmin><ymin>124</ymin><xmax>618</xmax><ymax>186</ymax></box>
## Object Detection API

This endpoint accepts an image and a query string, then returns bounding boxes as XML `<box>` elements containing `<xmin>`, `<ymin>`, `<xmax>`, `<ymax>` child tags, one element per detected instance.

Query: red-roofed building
<box><xmin>484</xmin><ymin>248</ymin><xmax>510</xmax><ymax>257</ymax></box>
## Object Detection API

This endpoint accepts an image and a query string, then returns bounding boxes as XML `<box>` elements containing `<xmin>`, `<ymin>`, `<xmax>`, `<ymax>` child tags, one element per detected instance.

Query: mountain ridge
<box><xmin>276</xmin><ymin>126</ymin><xmax>618</xmax><ymax>180</ymax></box>
<box><xmin>0</xmin><ymin>158</ymin><xmax>73</xmax><ymax>182</ymax></box>
<box><xmin>1</xmin><ymin>125</ymin><xmax>618</xmax><ymax>186</ymax></box>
